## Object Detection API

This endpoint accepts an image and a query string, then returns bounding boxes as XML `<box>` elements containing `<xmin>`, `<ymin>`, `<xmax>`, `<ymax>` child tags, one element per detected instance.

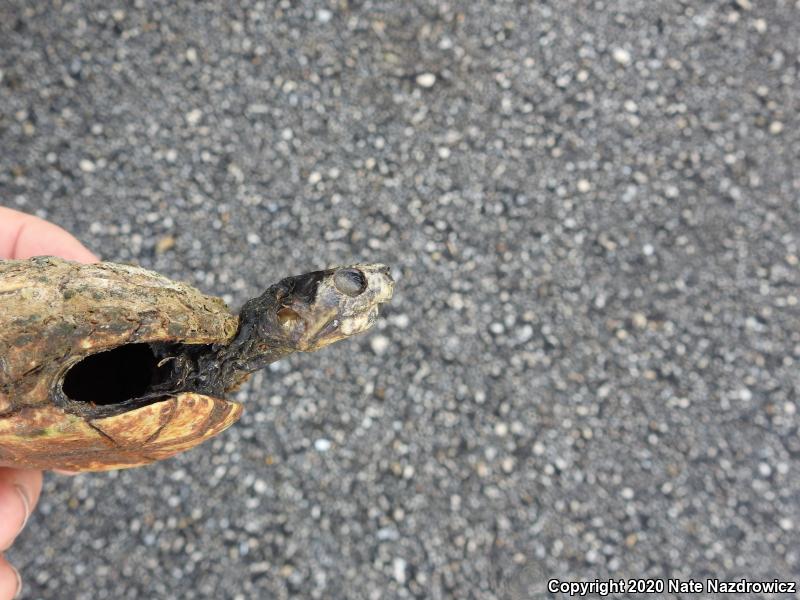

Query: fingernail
<box><xmin>13</xmin><ymin>486</ymin><xmax>30</xmax><ymax>532</ymax></box>
<box><xmin>11</xmin><ymin>564</ymin><xmax>21</xmax><ymax>599</ymax></box>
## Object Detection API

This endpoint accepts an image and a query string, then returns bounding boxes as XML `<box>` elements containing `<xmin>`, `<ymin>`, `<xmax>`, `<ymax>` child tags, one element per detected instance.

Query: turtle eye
<box><xmin>334</xmin><ymin>268</ymin><xmax>366</xmax><ymax>297</ymax></box>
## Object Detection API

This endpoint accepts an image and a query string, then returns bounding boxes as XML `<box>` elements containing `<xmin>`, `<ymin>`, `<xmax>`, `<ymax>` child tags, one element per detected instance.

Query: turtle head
<box><xmin>234</xmin><ymin>263</ymin><xmax>394</xmax><ymax>363</ymax></box>
<box><xmin>276</xmin><ymin>264</ymin><xmax>394</xmax><ymax>351</ymax></box>
<box><xmin>210</xmin><ymin>263</ymin><xmax>393</xmax><ymax>387</ymax></box>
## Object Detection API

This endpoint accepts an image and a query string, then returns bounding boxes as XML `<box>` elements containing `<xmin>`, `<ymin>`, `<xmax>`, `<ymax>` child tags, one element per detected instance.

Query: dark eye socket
<box><xmin>277</xmin><ymin>307</ymin><xmax>301</xmax><ymax>327</ymax></box>
<box><xmin>334</xmin><ymin>268</ymin><xmax>366</xmax><ymax>296</ymax></box>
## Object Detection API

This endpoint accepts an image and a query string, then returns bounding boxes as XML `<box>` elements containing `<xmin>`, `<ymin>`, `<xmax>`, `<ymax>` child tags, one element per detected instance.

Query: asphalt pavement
<box><xmin>1</xmin><ymin>1</ymin><xmax>799</xmax><ymax>598</ymax></box>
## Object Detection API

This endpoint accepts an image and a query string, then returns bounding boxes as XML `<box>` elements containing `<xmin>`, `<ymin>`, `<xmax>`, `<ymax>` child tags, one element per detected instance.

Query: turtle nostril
<box><xmin>334</xmin><ymin>268</ymin><xmax>367</xmax><ymax>296</ymax></box>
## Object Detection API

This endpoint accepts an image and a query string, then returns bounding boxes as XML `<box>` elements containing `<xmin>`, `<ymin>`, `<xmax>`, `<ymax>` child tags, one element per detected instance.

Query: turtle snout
<box><xmin>374</xmin><ymin>266</ymin><xmax>394</xmax><ymax>303</ymax></box>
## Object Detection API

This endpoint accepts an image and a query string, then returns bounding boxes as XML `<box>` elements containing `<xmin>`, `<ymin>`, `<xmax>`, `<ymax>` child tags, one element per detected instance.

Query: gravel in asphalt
<box><xmin>1</xmin><ymin>1</ymin><xmax>799</xmax><ymax>598</ymax></box>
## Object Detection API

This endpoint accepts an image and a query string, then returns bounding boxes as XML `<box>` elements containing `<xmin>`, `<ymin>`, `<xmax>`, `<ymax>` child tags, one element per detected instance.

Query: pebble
<box><xmin>623</xmin><ymin>100</ymin><xmax>639</xmax><ymax>113</ymax></box>
<box><xmin>376</xmin><ymin>527</ymin><xmax>399</xmax><ymax>541</ymax></box>
<box><xmin>489</xmin><ymin>322</ymin><xmax>505</xmax><ymax>335</ymax></box>
<box><xmin>369</xmin><ymin>335</ymin><xmax>390</xmax><ymax>355</ymax></box>
<box><xmin>390</xmin><ymin>314</ymin><xmax>410</xmax><ymax>329</ymax></box>
<box><xmin>448</xmin><ymin>293</ymin><xmax>465</xmax><ymax>310</ymax></box>
<box><xmin>185</xmin><ymin>109</ymin><xmax>203</xmax><ymax>125</ymax></box>
<box><xmin>314</xmin><ymin>439</ymin><xmax>332</xmax><ymax>452</ymax></box>
<box><xmin>516</xmin><ymin>324</ymin><xmax>533</xmax><ymax>343</ymax></box>
<box><xmin>79</xmin><ymin>159</ymin><xmax>96</xmax><ymax>173</ymax></box>
<box><xmin>416</xmin><ymin>73</ymin><xmax>437</xmax><ymax>88</ymax></box>
<box><xmin>155</xmin><ymin>235</ymin><xmax>176</xmax><ymax>254</ymax></box>
<box><xmin>392</xmin><ymin>558</ymin><xmax>407</xmax><ymax>584</ymax></box>
<box><xmin>612</xmin><ymin>48</ymin><xmax>632</xmax><ymax>66</ymax></box>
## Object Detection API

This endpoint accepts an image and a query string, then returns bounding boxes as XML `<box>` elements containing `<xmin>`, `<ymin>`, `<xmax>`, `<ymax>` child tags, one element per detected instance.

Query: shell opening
<box><xmin>62</xmin><ymin>343</ymin><xmax>172</xmax><ymax>406</ymax></box>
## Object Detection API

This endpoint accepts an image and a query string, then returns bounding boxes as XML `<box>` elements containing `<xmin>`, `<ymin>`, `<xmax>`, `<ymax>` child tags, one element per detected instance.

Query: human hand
<box><xmin>0</xmin><ymin>206</ymin><xmax>97</xmax><ymax>599</ymax></box>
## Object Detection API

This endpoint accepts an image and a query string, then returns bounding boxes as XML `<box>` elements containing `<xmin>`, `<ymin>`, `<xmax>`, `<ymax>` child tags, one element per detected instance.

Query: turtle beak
<box><xmin>361</xmin><ymin>264</ymin><xmax>394</xmax><ymax>304</ymax></box>
<box><xmin>378</xmin><ymin>267</ymin><xmax>394</xmax><ymax>302</ymax></box>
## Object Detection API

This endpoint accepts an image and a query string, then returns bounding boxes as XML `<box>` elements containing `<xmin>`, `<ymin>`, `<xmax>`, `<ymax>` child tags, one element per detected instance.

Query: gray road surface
<box><xmin>1</xmin><ymin>1</ymin><xmax>799</xmax><ymax>598</ymax></box>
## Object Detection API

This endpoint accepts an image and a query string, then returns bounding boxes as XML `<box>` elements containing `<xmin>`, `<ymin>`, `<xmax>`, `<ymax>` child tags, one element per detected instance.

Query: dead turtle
<box><xmin>0</xmin><ymin>257</ymin><xmax>393</xmax><ymax>472</ymax></box>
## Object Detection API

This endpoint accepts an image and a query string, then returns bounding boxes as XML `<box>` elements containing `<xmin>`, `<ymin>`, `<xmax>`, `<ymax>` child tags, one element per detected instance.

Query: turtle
<box><xmin>0</xmin><ymin>257</ymin><xmax>393</xmax><ymax>472</ymax></box>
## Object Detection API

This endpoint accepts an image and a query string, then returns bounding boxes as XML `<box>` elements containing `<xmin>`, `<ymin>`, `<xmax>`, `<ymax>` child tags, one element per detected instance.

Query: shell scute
<box><xmin>90</xmin><ymin>394</ymin><xmax>242</xmax><ymax>458</ymax></box>
<box><xmin>0</xmin><ymin>406</ymin><xmax>114</xmax><ymax>468</ymax></box>
<box><xmin>0</xmin><ymin>395</ymin><xmax>242</xmax><ymax>471</ymax></box>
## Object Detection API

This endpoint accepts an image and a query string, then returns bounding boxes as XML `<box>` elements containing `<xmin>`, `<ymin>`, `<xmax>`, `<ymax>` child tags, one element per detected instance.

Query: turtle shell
<box><xmin>0</xmin><ymin>257</ymin><xmax>242</xmax><ymax>471</ymax></box>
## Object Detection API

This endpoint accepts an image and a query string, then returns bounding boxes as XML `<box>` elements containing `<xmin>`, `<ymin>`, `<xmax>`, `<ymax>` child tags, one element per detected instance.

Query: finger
<box><xmin>0</xmin><ymin>483</ymin><xmax>27</xmax><ymax>553</ymax></box>
<box><xmin>0</xmin><ymin>207</ymin><xmax>97</xmax><ymax>262</ymax></box>
<box><xmin>0</xmin><ymin>556</ymin><xmax>21</xmax><ymax>600</ymax></box>
<box><xmin>0</xmin><ymin>469</ymin><xmax>41</xmax><ymax>511</ymax></box>
<box><xmin>0</xmin><ymin>469</ymin><xmax>42</xmax><ymax>551</ymax></box>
